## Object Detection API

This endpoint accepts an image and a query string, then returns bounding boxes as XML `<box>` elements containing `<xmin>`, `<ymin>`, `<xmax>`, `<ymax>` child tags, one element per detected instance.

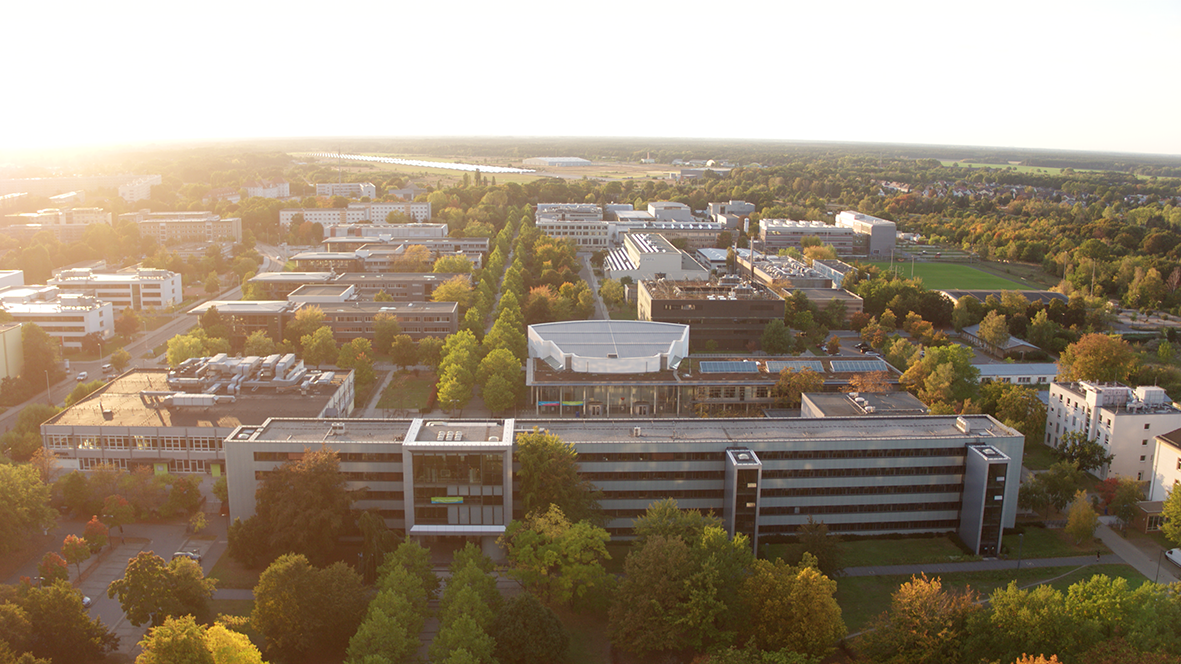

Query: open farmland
<box><xmin>867</xmin><ymin>261</ymin><xmax>1026</xmax><ymax>290</ymax></box>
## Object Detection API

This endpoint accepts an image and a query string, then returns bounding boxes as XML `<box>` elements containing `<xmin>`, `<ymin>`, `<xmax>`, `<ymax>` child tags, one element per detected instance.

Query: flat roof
<box><xmin>43</xmin><ymin>369</ymin><xmax>350</xmax><ymax>429</ymax></box>
<box><xmin>530</xmin><ymin>320</ymin><xmax>688</xmax><ymax>359</ymax></box>
<box><xmin>189</xmin><ymin>301</ymin><xmax>293</xmax><ymax>315</ymax></box>
<box><xmin>803</xmin><ymin>391</ymin><xmax>929</xmax><ymax>417</ymax></box>
<box><xmin>337</xmin><ymin>273</ymin><xmax>458</xmax><ymax>283</ymax></box>
<box><xmin>641</xmin><ymin>279</ymin><xmax>782</xmax><ymax>301</ymax></box>
<box><xmin>314</xmin><ymin>301</ymin><xmax>457</xmax><ymax>314</ymax></box>
<box><xmin>249</xmin><ymin>272</ymin><xmax>334</xmax><ymax>283</ymax></box>
<box><xmin>975</xmin><ymin>363</ymin><xmax>1059</xmax><ymax>376</ymax></box>
<box><xmin>289</xmin><ymin>284</ymin><xmax>353</xmax><ymax>298</ymax></box>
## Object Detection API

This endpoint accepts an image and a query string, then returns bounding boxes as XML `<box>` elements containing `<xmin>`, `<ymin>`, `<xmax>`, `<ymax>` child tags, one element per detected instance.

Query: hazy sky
<box><xmin>3</xmin><ymin>0</ymin><xmax>1179</xmax><ymax>156</ymax></box>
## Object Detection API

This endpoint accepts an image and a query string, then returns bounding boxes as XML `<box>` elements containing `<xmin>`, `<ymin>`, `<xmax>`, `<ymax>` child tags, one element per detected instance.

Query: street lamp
<box><xmin>1016</xmin><ymin>533</ymin><xmax>1024</xmax><ymax>574</ymax></box>
<box><xmin>1156</xmin><ymin>548</ymin><xmax>1165</xmax><ymax>583</ymax></box>
<box><xmin>44</xmin><ymin>370</ymin><xmax>51</xmax><ymax>405</ymax></box>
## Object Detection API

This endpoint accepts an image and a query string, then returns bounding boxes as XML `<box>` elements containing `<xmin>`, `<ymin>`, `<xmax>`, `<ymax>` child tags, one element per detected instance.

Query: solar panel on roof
<box><xmin>766</xmin><ymin>360</ymin><xmax>824</xmax><ymax>373</ymax></box>
<box><xmin>830</xmin><ymin>360</ymin><xmax>889</xmax><ymax>373</ymax></box>
<box><xmin>699</xmin><ymin>361</ymin><xmax>759</xmax><ymax>373</ymax></box>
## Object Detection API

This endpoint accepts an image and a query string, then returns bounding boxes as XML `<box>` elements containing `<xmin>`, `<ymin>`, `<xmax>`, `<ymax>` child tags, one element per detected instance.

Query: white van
<box><xmin>101</xmin><ymin>363</ymin><xmax>114</xmax><ymax>374</ymax></box>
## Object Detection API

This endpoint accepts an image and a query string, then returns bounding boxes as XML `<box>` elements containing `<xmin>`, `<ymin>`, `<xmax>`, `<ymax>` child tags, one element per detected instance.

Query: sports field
<box><xmin>868</xmin><ymin>261</ymin><xmax>1025</xmax><ymax>290</ymax></box>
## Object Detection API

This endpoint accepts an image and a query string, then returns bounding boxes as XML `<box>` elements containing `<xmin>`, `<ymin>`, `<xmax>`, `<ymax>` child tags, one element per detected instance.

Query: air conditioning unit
<box><xmin>632</xmin><ymin>427</ymin><xmax>642</xmax><ymax>437</ymax></box>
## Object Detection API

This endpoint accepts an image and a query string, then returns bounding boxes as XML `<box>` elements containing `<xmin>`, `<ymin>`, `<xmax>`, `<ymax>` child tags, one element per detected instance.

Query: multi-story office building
<box><xmin>759</xmin><ymin>220</ymin><xmax>857</xmax><ymax>254</ymax></box>
<box><xmin>0</xmin><ymin>322</ymin><xmax>23</xmax><ymax>380</ymax></box>
<box><xmin>1148</xmin><ymin>428</ymin><xmax>1181</xmax><ymax>507</ymax></box>
<box><xmin>49</xmin><ymin>268</ymin><xmax>182</xmax><ymax>309</ymax></box>
<box><xmin>616</xmin><ymin>221</ymin><xmax>727</xmax><ymax>250</ymax></box>
<box><xmin>247</xmin><ymin>272</ymin><xmax>462</xmax><ymax>301</ymax></box>
<box><xmin>292</xmin><ymin>246</ymin><xmax>482</xmax><ymax>272</ymax></box>
<box><xmin>224</xmin><ymin>414</ymin><xmax>1022</xmax><ymax>556</ymax></box>
<box><xmin>279</xmin><ymin>202</ymin><xmax>433</xmax><ymax>230</ymax></box>
<box><xmin>708</xmin><ymin>200</ymin><xmax>755</xmax><ymax>222</ymax></box>
<box><xmin>835</xmin><ymin>210</ymin><xmax>896</xmax><ymax>257</ymax></box>
<box><xmin>648</xmin><ymin>201</ymin><xmax>695</xmax><ymax>222</ymax></box>
<box><xmin>811</xmin><ymin>259</ymin><xmax>857</xmax><ymax>289</ymax></box>
<box><xmin>638</xmin><ymin>278</ymin><xmax>785</xmax><ymax>351</ymax></box>
<box><xmin>244</xmin><ymin>179</ymin><xmax>289</xmax><ymax>199</ymax></box>
<box><xmin>1046</xmin><ymin>381</ymin><xmax>1181</xmax><ymax>481</ymax></box>
<box><xmin>0</xmin><ymin>287</ymin><xmax>112</xmax><ymax>348</ymax></box>
<box><xmin>604</xmin><ymin>234</ymin><xmax>710</xmax><ymax>282</ymax></box>
<box><xmin>535</xmin><ymin>218</ymin><xmax>611</xmax><ymax>249</ymax></box>
<box><xmin>536</xmin><ymin>204</ymin><xmax>604</xmax><ymax>222</ymax></box>
<box><xmin>40</xmin><ymin>357</ymin><xmax>354</xmax><ymax>478</ymax></box>
<box><xmin>322</xmin><ymin>236</ymin><xmax>489</xmax><ymax>256</ymax></box>
<box><xmin>120</xmin><ymin>210</ymin><xmax>242</xmax><ymax>243</ymax></box>
<box><xmin>118</xmin><ymin>175</ymin><xmax>161</xmax><ymax>202</ymax></box>
<box><xmin>316</xmin><ymin>182</ymin><xmax>377</xmax><ymax>198</ymax></box>
<box><xmin>2</xmin><ymin>207</ymin><xmax>112</xmax><ymax>243</ymax></box>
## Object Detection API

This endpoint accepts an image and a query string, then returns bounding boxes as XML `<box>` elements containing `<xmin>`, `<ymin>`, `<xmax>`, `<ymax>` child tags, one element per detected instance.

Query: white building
<box><xmin>708</xmin><ymin>200</ymin><xmax>755</xmax><ymax>222</ymax></box>
<box><xmin>536</xmin><ymin>204</ymin><xmax>603</xmax><ymax>222</ymax></box>
<box><xmin>760</xmin><ymin>220</ymin><xmax>858</xmax><ymax>254</ymax></box>
<box><xmin>648</xmin><ymin>201</ymin><xmax>695</xmax><ymax>222</ymax></box>
<box><xmin>603</xmin><ymin>233</ymin><xmax>710</xmax><ymax>282</ymax></box>
<box><xmin>118</xmin><ymin>175</ymin><xmax>161</xmax><ymax>203</ymax></box>
<box><xmin>2</xmin><ymin>207</ymin><xmax>111</xmax><ymax>243</ymax></box>
<box><xmin>279</xmin><ymin>201</ymin><xmax>432</xmax><ymax>231</ymax></box>
<box><xmin>0</xmin><ymin>286</ymin><xmax>113</xmax><ymax>348</ymax></box>
<box><xmin>120</xmin><ymin>210</ymin><xmax>242</xmax><ymax>243</ymax></box>
<box><xmin>975</xmin><ymin>363</ymin><xmax>1058</xmax><ymax>387</ymax></box>
<box><xmin>1046</xmin><ymin>381</ymin><xmax>1181</xmax><ymax>481</ymax></box>
<box><xmin>1149</xmin><ymin>428</ymin><xmax>1181</xmax><ymax>504</ymax></box>
<box><xmin>49</xmin><ymin>268</ymin><xmax>183</xmax><ymax>310</ymax></box>
<box><xmin>535</xmin><ymin>218</ymin><xmax>610</xmax><ymax>249</ymax></box>
<box><xmin>835</xmin><ymin>210</ymin><xmax>896</xmax><ymax>257</ymax></box>
<box><xmin>244</xmin><ymin>179</ymin><xmax>289</xmax><ymax>199</ymax></box>
<box><xmin>316</xmin><ymin>182</ymin><xmax>377</xmax><ymax>199</ymax></box>
<box><xmin>522</xmin><ymin>157</ymin><xmax>591</xmax><ymax>167</ymax></box>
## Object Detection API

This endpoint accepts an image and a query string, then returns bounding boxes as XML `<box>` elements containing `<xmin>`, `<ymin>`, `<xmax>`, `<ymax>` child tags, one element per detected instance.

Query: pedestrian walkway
<box><xmin>844</xmin><ymin>553</ymin><xmax>1121</xmax><ymax>578</ymax></box>
<box><xmin>1094</xmin><ymin>517</ymin><xmax>1180</xmax><ymax>583</ymax></box>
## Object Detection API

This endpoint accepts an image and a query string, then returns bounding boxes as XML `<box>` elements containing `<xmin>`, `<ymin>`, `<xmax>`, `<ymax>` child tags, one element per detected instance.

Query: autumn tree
<box><xmin>37</xmin><ymin>552</ymin><xmax>68</xmax><ymax>585</ymax></box>
<box><xmin>773</xmin><ymin>368</ymin><xmax>824</xmax><ymax>408</ymax></box>
<box><xmin>738</xmin><ymin>553</ymin><xmax>846</xmax><ymax>659</ymax></box>
<box><xmin>978</xmin><ymin>310</ymin><xmax>1011</xmax><ymax>350</ymax></box>
<box><xmin>1065</xmin><ymin>490</ymin><xmax>1099</xmax><ymax>545</ymax></box>
<box><xmin>1059</xmin><ymin>333</ymin><xmax>1138</xmax><ymax>383</ymax></box>
<box><xmin>900</xmin><ymin>343</ymin><xmax>979</xmax><ymax>406</ymax></box>
<box><xmin>1162</xmin><ymin>485</ymin><xmax>1181</xmax><ymax>546</ymax></box>
<box><xmin>137</xmin><ymin>615</ymin><xmax>264</xmax><ymax>664</ymax></box>
<box><xmin>60</xmin><ymin>535</ymin><xmax>90</xmax><ymax>579</ymax></box>
<box><xmin>856</xmin><ymin>574</ymin><xmax>981</xmax><ymax>664</ymax></box>
<box><xmin>83</xmin><ymin>515</ymin><xmax>108</xmax><ymax>552</ymax></box>
<box><xmin>843</xmin><ymin>371</ymin><xmax>894</xmax><ymax>393</ymax></box>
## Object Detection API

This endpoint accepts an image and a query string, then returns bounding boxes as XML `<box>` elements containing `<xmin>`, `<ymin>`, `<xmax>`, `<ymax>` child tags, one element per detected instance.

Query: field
<box><xmin>867</xmin><ymin>261</ymin><xmax>1024</xmax><ymax>290</ymax></box>
<box><xmin>937</xmin><ymin>161</ymin><xmax>1104</xmax><ymax>176</ymax></box>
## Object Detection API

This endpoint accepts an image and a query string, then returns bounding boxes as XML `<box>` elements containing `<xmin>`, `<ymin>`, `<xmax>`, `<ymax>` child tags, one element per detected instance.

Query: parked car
<box><xmin>82</xmin><ymin>595</ymin><xmax>92</xmax><ymax>609</ymax></box>
<box><xmin>101</xmin><ymin>363</ymin><xmax>113</xmax><ymax>374</ymax></box>
<box><xmin>172</xmin><ymin>551</ymin><xmax>202</xmax><ymax>564</ymax></box>
<box><xmin>75</xmin><ymin>371</ymin><xmax>88</xmax><ymax>381</ymax></box>
<box><xmin>1166</xmin><ymin>548</ymin><xmax>1181</xmax><ymax>568</ymax></box>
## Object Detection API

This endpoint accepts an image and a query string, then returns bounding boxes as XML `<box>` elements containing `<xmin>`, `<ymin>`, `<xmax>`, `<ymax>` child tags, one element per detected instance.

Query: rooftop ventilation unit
<box><xmin>956</xmin><ymin>416</ymin><xmax>972</xmax><ymax>434</ymax></box>
<box><xmin>632</xmin><ymin>427</ymin><xmax>642</xmax><ymax>437</ymax></box>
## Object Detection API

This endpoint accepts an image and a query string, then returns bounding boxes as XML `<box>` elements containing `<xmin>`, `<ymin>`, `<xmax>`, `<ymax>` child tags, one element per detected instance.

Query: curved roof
<box><xmin>529</xmin><ymin>320</ymin><xmax>688</xmax><ymax>359</ymax></box>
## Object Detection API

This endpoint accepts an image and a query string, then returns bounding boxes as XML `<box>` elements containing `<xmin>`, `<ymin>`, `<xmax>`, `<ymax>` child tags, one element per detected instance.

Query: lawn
<box><xmin>1001</xmin><ymin>526</ymin><xmax>1109</xmax><ymax>559</ymax></box>
<box><xmin>764</xmin><ymin>535</ymin><xmax>976</xmax><ymax>568</ymax></box>
<box><xmin>838</xmin><ymin>563</ymin><xmax>1145</xmax><ymax>633</ymax></box>
<box><xmin>867</xmin><ymin>261</ymin><xmax>1025</xmax><ymax>290</ymax></box>
<box><xmin>608</xmin><ymin>306</ymin><xmax>638</xmax><ymax>321</ymax></box>
<box><xmin>376</xmin><ymin>372</ymin><xmax>436</xmax><ymax>411</ymax></box>
<box><xmin>208</xmin><ymin>551</ymin><xmax>262</xmax><ymax>590</ymax></box>
<box><xmin>1022</xmin><ymin>439</ymin><xmax>1059</xmax><ymax>471</ymax></box>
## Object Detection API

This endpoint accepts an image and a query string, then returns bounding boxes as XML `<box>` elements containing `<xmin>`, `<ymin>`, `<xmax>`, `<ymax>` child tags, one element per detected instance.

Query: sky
<box><xmin>2</xmin><ymin>0</ymin><xmax>1179</xmax><ymax>156</ymax></box>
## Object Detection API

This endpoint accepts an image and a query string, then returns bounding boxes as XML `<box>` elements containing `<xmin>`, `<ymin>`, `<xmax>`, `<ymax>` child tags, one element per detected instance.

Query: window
<box><xmin>1146</xmin><ymin>423</ymin><xmax>1152</xmax><ymax>430</ymax></box>
<box><xmin>1140</xmin><ymin>455</ymin><xmax>1147</xmax><ymax>462</ymax></box>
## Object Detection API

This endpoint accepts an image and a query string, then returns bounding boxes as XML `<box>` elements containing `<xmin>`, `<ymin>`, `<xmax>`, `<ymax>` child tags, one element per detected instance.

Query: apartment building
<box><xmin>49</xmin><ymin>268</ymin><xmax>182</xmax><ymax>310</ymax></box>
<box><xmin>244</xmin><ymin>179</ymin><xmax>289</xmax><ymax>199</ymax></box>
<box><xmin>0</xmin><ymin>287</ymin><xmax>113</xmax><ymax>348</ymax></box>
<box><xmin>120</xmin><ymin>210</ymin><xmax>242</xmax><ymax>243</ymax></box>
<box><xmin>279</xmin><ymin>202</ymin><xmax>433</xmax><ymax>230</ymax></box>
<box><xmin>1046</xmin><ymin>381</ymin><xmax>1181</xmax><ymax>481</ymax></box>
<box><xmin>316</xmin><ymin>182</ymin><xmax>377</xmax><ymax>198</ymax></box>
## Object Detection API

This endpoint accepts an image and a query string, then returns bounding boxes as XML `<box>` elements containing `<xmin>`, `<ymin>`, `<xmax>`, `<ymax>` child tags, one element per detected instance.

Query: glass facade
<box><xmin>410</xmin><ymin>452</ymin><xmax>505</xmax><ymax>526</ymax></box>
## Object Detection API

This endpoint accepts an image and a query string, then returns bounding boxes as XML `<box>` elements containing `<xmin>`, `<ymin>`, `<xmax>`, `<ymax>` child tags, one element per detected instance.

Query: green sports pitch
<box><xmin>866</xmin><ymin>261</ymin><xmax>1025</xmax><ymax>290</ymax></box>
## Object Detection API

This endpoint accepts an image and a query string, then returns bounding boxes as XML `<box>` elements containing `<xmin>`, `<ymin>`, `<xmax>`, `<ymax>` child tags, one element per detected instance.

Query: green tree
<box><xmin>0</xmin><ymin>464</ymin><xmax>55</xmax><ymax>554</ymax></box>
<box><xmin>1161</xmin><ymin>485</ymin><xmax>1181</xmax><ymax>546</ymax></box>
<box><xmin>373</xmin><ymin>289</ymin><xmax>394</xmax><ymax>302</ymax></box>
<box><xmin>115</xmin><ymin>307</ymin><xmax>142</xmax><ymax>337</ymax></box>
<box><xmin>856</xmin><ymin>573</ymin><xmax>980</xmax><ymax>664</ymax></box>
<box><xmin>773</xmin><ymin>368</ymin><xmax>824</xmax><ymax>408</ymax></box>
<box><xmin>106</xmin><ymin>552</ymin><xmax>215</xmax><ymax>627</ymax></box>
<box><xmin>498</xmin><ymin>505</ymin><xmax>612</xmax><ymax>606</ymax></box>
<box><xmin>1065</xmin><ymin>490</ymin><xmax>1099</xmax><ymax>545</ymax></box>
<box><xmin>1056</xmin><ymin>430</ymin><xmax>1114</xmax><ymax>473</ymax></box>
<box><xmin>21</xmin><ymin>323</ymin><xmax>63</xmax><ymax>386</ymax></box>
<box><xmin>228</xmin><ymin>447</ymin><xmax>352</xmax><ymax>567</ymax></box>
<box><xmin>760</xmin><ymin>319</ymin><xmax>793</xmax><ymax>354</ymax></box>
<box><xmin>515</xmin><ymin>429</ymin><xmax>602</xmax><ymax>524</ymax></box>
<box><xmin>418</xmin><ymin>336</ymin><xmax>444</xmax><ymax>369</ymax></box>
<box><xmin>284</xmin><ymin>304</ymin><xmax>325</xmax><ymax>348</ymax></box>
<box><xmin>20</xmin><ymin>580</ymin><xmax>118</xmax><ymax>663</ymax></box>
<box><xmin>102</xmin><ymin>494</ymin><xmax>135</xmax><ymax>539</ymax></box>
<box><xmin>110</xmin><ymin>348</ymin><xmax>132</xmax><ymax>372</ymax></box>
<box><xmin>300</xmin><ymin>326</ymin><xmax>337</xmax><ymax>368</ymax></box>
<box><xmin>434</xmin><ymin>254</ymin><xmax>474</xmax><ymax>273</ymax></box>
<box><xmin>432</xmin><ymin>275</ymin><xmax>475</xmax><ymax>310</ymax></box>
<box><xmin>436</xmin><ymin>363</ymin><xmax>475</xmax><ymax>413</ymax></box>
<box><xmin>738</xmin><ymin>553</ymin><xmax>846</xmax><ymax>658</ymax></box>
<box><xmin>598</xmin><ymin>278</ymin><xmax>624</xmax><ymax>307</ymax></box>
<box><xmin>336</xmin><ymin>338</ymin><xmax>376</xmax><ymax>391</ymax></box>
<box><xmin>632</xmin><ymin>497</ymin><xmax>722</xmax><ymax>547</ymax></box>
<box><xmin>794</xmin><ymin>517</ymin><xmax>844</xmax><ymax>578</ymax></box>
<box><xmin>135</xmin><ymin>615</ymin><xmax>214</xmax><ymax>664</ymax></box>
<box><xmin>64</xmin><ymin>380</ymin><xmax>106</xmax><ymax>408</ymax></box>
<box><xmin>242</xmin><ymin>330</ymin><xmax>276</xmax><ymax>357</ymax></box>
<box><xmin>252</xmin><ymin>554</ymin><xmax>367</xmax><ymax>663</ymax></box>
<box><xmin>344</xmin><ymin>590</ymin><xmax>421</xmax><ymax>664</ymax></box>
<box><xmin>429</xmin><ymin>613</ymin><xmax>496</xmax><ymax>664</ymax></box>
<box><xmin>204</xmin><ymin>272</ymin><xmax>221</xmax><ymax>294</ymax></box>
<box><xmin>978</xmin><ymin>310</ymin><xmax>1010</xmax><ymax>350</ymax></box>
<box><xmin>1059</xmin><ymin>333</ymin><xmax>1138</xmax><ymax>383</ymax></box>
<box><xmin>489</xmin><ymin>592</ymin><xmax>569</xmax><ymax>664</ymax></box>
<box><xmin>900</xmin><ymin>344</ymin><xmax>979</xmax><ymax>406</ymax></box>
<box><xmin>373</xmin><ymin>312</ymin><xmax>401</xmax><ymax>353</ymax></box>
<box><xmin>389</xmin><ymin>334</ymin><xmax>418</xmax><ymax>369</ymax></box>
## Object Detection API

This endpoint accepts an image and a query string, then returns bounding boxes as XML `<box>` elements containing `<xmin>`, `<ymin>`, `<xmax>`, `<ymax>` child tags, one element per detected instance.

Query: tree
<box><xmin>228</xmin><ymin>447</ymin><xmax>352</xmax><ymax>567</ymax></box>
<box><xmin>1162</xmin><ymin>485</ymin><xmax>1181</xmax><ymax>546</ymax></box>
<box><xmin>1056</xmin><ymin>430</ymin><xmax>1114</xmax><ymax>473</ymax></box>
<box><xmin>856</xmin><ymin>574</ymin><xmax>981</xmax><ymax>664</ymax></box>
<box><xmin>161</xmin><ymin>475</ymin><xmax>202</xmax><ymax>518</ymax></box>
<box><xmin>389</xmin><ymin>334</ymin><xmax>418</xmax><ymax>369</ymax></box>
<box><xmin>60</xmin><ymin>535</ymin><xmax>90</xmax><ymax>579</ymax></box>
<box><xmin>900</xmin><ymin>344</ymin><xmax>979</xmax><ymax>406</ymax></box>
<box><xmin>344</xmin><ymin>590</ymin><xmax>421</xmax><ymax>664</ymax></box>
<box><xmin>738</xmin><ymin>553</ymin><xmax>845</xmax><ymax>658</ymax></box>
<box><xmin>1022</xmin><ymin>461</ymin><xmax>1086</xmax><ymax>515</ymax></box>
<box><xmin>429</xmin><ymin>613</ymin><xmax>496</xmax><ymax>664</ymax></box>
<box><xmin>795</xmin><ymin>517</ymin><xmax>843</xmax><ymax>578</ymax></box>
<box><xmin>0</xmin><ymin>464</ymin><xmax>55</xmax><ymax>554</ymax></box>
<box><xmin>284</xmin><ymin>304</ymin><xmax>325</xmax><ymax>348</ymax></box>
<box><xmin>374</xmin><ymin>289</ymin><xmax>394</xmax><ymax>302</ymax></box>
<box><xmin>979</xmin><ymin>310</ymin><xmax>1011</xmax><ymax>350</ymax></box>
<box><xmin>434</xmin><ymin>254</ymin><xmax>474</xmax><ymax>273</ymax></box>
<box><xmin>436</xmin><ymin>363</ymin><xmax>475</xmax><ymax>413</ymax></box>
<box><xmin>37</xmin><ymin>552</ymin><xmax>68</xmax><ymax>586</ymax></box>
<box><xmin>166</xmin><ymin>329</ymin><xmax>229</xmax><ymax>366</ymax></box>
<box><xmin>83</xmin><ymin>515</ymin><xmax>108</xmax><ymax>553</ymax></box>
<box><xmin>64</xmin><ymin>379</ymin><xmax>106</xmax><ymax>407</ymax></box>
<box><xmin>204</xmin><ymin>272</ymin><xmax>221</xmax><ymax>294</ymax></box>
<box><xmin>843</xmin><ymin>371</ymin><xmax>893</xmax><ymax>393</ymax></box>
<box><xmin>418</xmin><ymin>336</ymin><xmax>445</xmax><ymax>368</ymax></box>
<box><xmin>498</xmin><ymin>505</ymin><xmax>612</xmax><ymax>606</ymax></box>
<box><xmin>300</xmin><ymin>326</ymin><xmax>337</xmax><ymax>368</ymax></box>
<box><xmin>432</xmin><ymin>275</ymin><xmax>475</xmax><ymax>310</ymax></box>
<box><xmin>632</xmin><ymin>498</ymin><xmax>722</xmax><ymax>546</ymax></box>
<box><xmin>373</xmin><ymin>312</ymin><xmax>401</xmax><ymax>354</ymax></box>
<box><xmin>242</xmin><ymin>330</ymin><xmax>276</xmax><ymax>357</ymax></box>
<box><xmin>135</xmin><ymin>615</ymin><xmax>214</xmax><ymax>664</ymax></box>
<box><xmin>489</xmin><ymin>592</ymin><xmax>569</xmax><ymax>664</ymax></box>
<box><xmin>1065</xmin><ymin>490</ymin><xmax>1099</xmax><ymax>545</ymax></box>
<box><xmin>515</xmin><ymin>429</ymin><xmax>602</xmax><ymax>524</ymax></box>
<box><xmin>115</xmin><ymin>307</ymin><xmax>142</xmax><ymax>337</ymax></box>
<box><xmin>773</xmin><ymin>368</ymin><xmax>824</xmax><ymax>408</ymax></box>
<box><xmin>992</xmin><ymin>384</ymin><xmax>1048</xmax><ymax>444</ymax></box>
<box><xmin>252</xmin><ymin>554</ymin><xmax>367</xmax><ymax>663</ymax></box>
<box><xmin>1059</xmin><ymin>334</ymin><xmax>1138</xmax><ymax>383</ymax></box>
<box><xmin>760</xmin><ymin>319</ymin><xmax>793</xmax><ymax>354</ymax></box>
<box><xmin>1108</xmin><ymin>476</ymin><xmax>1145</xmax><ymax>531</ymax></box>
<box><xmin>336</xmin><ymin>338</ymin><xmax>376</xmax><ymax>391</ymax></box>
<box><xmin>598</xmin><ymin>278</ymin><xmax>624</xmax><ymax>307</ymax></box>
<box><xmin>106</xmin><ymin>552</ymin><xmax>216</xmax><ymax>627</ymax></box>
<box><xmin>111</xmin><ymin>348</ymin><xmax>132</xmax><ymax>372</ymax></box>
<box><xmin>825</xmin><ymin>336</ymin><xmax>841</xmax><ymax>355</ymax></box>
<box><xmin>608</xmin><ymin>535</ymin><xmax>696</xmax><ymax>655</ymax></box>
<box><xmin>102</xmin><ymin>494</ymin><xmax>135</xmax><ymax>540</ymax></box>
<box><xmin>20</xmin><ymin>581</ymin><xmax>118</xmax><ymax>663</ymax></box>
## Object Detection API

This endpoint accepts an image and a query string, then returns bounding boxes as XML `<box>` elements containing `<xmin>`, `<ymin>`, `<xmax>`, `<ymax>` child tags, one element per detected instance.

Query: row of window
<box><xmin>761</xmin><ymin>483</ymin><xmax>963</xmax><ymax>498</ymax></box>
<box><xmin>760</xmin><ymin>501</ymin><xmax>961</xmax><ymax>516</ymax></box>
<box><xmin>50</xmin><ymin>436</ymin><xmax>222</xmax><ymax>451</ymax></box>
<box><xmin>76</xmin><ymin>457</ymin><xmax>212</xmax><ymax>473</ymax></box>
<box><xmin>762</xmin><ymin>465</ymin><xmax>962</xmax><ymax>479</ymax></box>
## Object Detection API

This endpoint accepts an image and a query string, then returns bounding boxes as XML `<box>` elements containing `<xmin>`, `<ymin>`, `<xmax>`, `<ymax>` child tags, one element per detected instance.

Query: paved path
<box><xmin>1094</xmin><ymin>517</ymin><xmax>1180</xmax><ymax>583</ymax></box>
